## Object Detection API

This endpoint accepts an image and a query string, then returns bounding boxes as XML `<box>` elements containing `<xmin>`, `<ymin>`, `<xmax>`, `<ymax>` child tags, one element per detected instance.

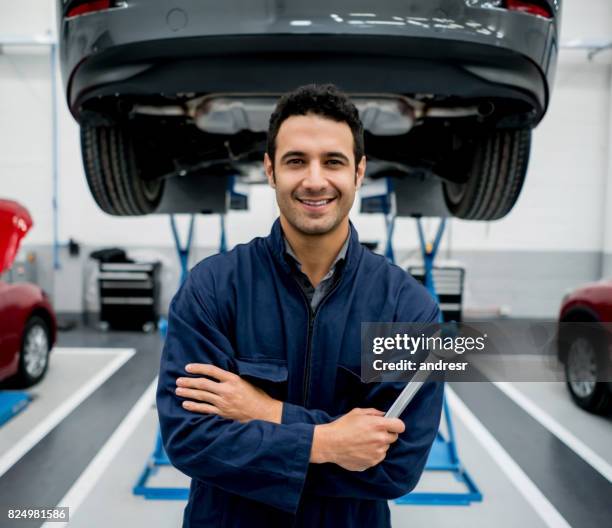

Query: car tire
<box><xmin>15</xmin><ymin>316</ymin><xmax>51</xmax><ymax>388</ymax></box>
<box><xmin>563</xmin><ymin>330</ymin><xmax>612</xmax><ymax>415</ymax></box>
<box><xmin>81</xmin><ymin>124</ymin><xmax>165</xmax><ymax>215</ymax></box>
<box><xmin>443</xmin><ymin>129</ymin><xmax>531</xmax><ymax>220</ymax></box>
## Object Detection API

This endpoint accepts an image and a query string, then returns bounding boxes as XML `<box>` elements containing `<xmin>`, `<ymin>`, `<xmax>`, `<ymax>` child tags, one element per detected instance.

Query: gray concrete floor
<box><xmin>65</xmin><ymin>405</ymin><xmax>187</xmax><ymax>528</ymax></box>
<box><xmin>1</xmin><ymin>330</ymin><xmax>611</xmax><ymax>527</ymax></box>
<box><xmin>507</xmin><ymin>381</ymin><xmax>612</xmax><ymax>466</ymax></box>
<box><xmin>0</xmin><ymin>349</ymin><xmax>115</xmax><ymax>456</ymax></box>
<box><xmin>66</xmin><ymin>395</ymin><xmax>551</xmax><ymax>528</ymax></box>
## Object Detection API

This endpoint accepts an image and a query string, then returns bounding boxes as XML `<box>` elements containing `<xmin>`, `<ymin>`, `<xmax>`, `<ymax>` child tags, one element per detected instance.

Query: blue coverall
<box><xmin>156</xmin><ymin>218</ymin><xmax>444</xmax><ymax>527</ymax></box>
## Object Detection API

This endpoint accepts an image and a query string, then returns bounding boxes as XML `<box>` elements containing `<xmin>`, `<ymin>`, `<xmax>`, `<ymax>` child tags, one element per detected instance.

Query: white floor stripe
<box><xmin>53</xmin><ymin>347</ymin><xmax>135</xmax><ymax>356</ymax></box>
<box><xmin>44</xmin><ymin>378</ymin><xmax>157</xmax><ymax>528</ymax></box>
<box><xmin>0</xmin><ymin>348</ymin><xmax>135</xmax><ymax>479</ymax></box>
<box><xmin>446</xmin><ymin>386</ymin><xmax>571</xmax><ymax>528</ymax></box>
<box><xmin>494</xmin><ymin>381</ymin><xmax>612</xmax><ymax>483</ymax></box>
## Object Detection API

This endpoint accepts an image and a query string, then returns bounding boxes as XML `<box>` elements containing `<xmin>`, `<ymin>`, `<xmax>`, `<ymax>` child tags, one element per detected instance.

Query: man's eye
<box><xmin>287</xmin><ymin>159</ymin><xmax>304</xmax><ymax>165</ymax></box>
<box><xmin>326</xmin><ymin>159</ymin><xmax>343</xmax><ymax>166</ymax></box>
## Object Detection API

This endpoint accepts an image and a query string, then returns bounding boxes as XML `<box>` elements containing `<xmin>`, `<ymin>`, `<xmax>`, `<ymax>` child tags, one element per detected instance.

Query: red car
<box><xmin>0</xmin><ymin>200</ymin><xmax>56</xmax><ymax>387</ymax></box>
<box><xmin>558</xmin><ymin>281</ymin><xmax>612</xmax><ymax>414</ymax></box>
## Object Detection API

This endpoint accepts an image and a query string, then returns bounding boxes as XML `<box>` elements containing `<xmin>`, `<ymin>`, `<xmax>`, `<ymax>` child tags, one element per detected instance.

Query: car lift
<box><xmin>0</xmin><ymin>392</ymin><xmax>31</xmax><ymax>428</ymax></box>
<box><xmin>134</xmin><ymin>177</ymin><xmax>246</xmax><ymax>499</ymax></box>
<box><xmin>362</xmin><ymin>178</ymin><xmax>482</xmax><ymax>506</ymax></box>
<box><xmin>133</xmin><ymin>214</ymin><xmax>225</xmax><ymax>500</ymax></box>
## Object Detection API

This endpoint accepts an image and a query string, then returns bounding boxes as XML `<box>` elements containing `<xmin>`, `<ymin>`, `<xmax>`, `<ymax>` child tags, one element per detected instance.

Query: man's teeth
<box><xmin>301</xmin><ymin>199</ymin><xmax>332</xmax><ymax>206</ymax></box>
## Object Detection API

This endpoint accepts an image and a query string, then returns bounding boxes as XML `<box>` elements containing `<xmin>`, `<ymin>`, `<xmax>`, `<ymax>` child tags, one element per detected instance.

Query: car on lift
<box><xmin>558</xmin><ymin>281</ymin><xmax>612</xmax><ymax>415</ymax></box>
<box><xmin>57</xmin><ymin>0</ymin><xmax>561</xmax><ymax>220</ymax></box>
<box><xmin>0</xmin><ymin>200</ymin><xmax>57</xmax><ymax>388</ymax></box>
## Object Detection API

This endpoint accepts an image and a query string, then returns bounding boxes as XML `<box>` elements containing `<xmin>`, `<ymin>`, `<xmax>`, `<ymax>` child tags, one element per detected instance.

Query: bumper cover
<box><xmin>59</xmin><ymin>0</ymin><xmax>558</xmax><ymax>123</ymax></box>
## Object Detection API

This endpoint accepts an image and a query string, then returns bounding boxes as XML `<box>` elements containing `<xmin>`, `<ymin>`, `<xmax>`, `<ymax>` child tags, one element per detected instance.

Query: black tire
<box><xmin>563</xmin><ymin>328</ymin><xmax>612</xmax><ymax>415</ymax></box>
<box><xmin>14</xmin><ymin>316</ymin><xmax>51</xmax><ymax>388</ymax></box>
<box><xmin>443</xmin><ymin>129</ymin><xmax>531</xmax><ymax>220</ymax></box>
<box><xmin>81</xmin><ymin>124</ymin><xmax>165</xmax><ymax>215</ymax></box>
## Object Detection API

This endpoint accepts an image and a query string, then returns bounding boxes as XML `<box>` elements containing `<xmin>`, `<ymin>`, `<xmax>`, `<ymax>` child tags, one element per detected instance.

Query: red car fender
<box><xmin>560</xmin><ymin>281</ymin><xmax>612</xmax><ymax>322</ymax></box>
<box><xmin>0</xmin><ymin>281</ymin><xmax>57</xmax><ymax>382</ymax></box>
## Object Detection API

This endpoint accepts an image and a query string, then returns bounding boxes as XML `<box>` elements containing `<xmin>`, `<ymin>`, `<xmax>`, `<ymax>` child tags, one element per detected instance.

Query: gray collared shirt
<box><xmin>284</xmin><ymin>234</ymin><xmax>349</xmax><ymax>312</ymax></box>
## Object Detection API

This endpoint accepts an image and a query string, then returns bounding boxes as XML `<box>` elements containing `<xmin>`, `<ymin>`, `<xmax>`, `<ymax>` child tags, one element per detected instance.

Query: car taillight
<box><xmin>66</xmin><ymin>1</ymin><xmax>113</xmax><ymax>18</ymax></box>
<box><xmin>505</xmin><ymin>0</ymin><xmax>552</xmax><ymax>18</ymax></box>
<box><xmin>467</xmin><ymin>0</ymin><xmax>553</xmax><ymax>19</ymax></box>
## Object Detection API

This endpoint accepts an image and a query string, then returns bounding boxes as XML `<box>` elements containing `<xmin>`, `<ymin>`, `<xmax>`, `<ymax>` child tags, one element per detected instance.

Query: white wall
<box><xmin>0</xmin><ymin>0</ymin><xmax>53</xmax><ymax>37</ymax></box>
<box><xmin>1</xmin><ymin>0</ymin><xmax>612</xmax><ymax>316</ymax></box>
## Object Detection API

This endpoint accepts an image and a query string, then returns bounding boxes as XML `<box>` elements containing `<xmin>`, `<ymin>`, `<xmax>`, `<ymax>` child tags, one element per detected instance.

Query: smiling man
<box><xmin>156</xmin><ymin>84</ymin><xmax>444</xmax><ymax>528</ymax></box>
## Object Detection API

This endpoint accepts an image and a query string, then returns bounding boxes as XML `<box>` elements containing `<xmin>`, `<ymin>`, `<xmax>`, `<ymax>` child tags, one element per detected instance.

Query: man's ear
<box><xmin>355</xmin><ymin>155</ymin><xmax>366</xmax><ymax>189</ymax></box>
<box><xmin>264</xmin><ymin>153</ymin><xmax>276</xmax><ymax>188</ymax></box>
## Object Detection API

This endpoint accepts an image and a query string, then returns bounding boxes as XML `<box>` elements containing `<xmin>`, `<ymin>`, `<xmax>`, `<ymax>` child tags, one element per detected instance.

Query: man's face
<box><xmin>264</xmin><ymin>113</ymin><xmax>366</xmax><ymax>236</ymax></box>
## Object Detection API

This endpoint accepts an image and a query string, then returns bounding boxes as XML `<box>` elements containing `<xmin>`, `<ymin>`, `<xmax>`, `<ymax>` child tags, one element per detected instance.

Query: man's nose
<box><xmin>302</xmin><ymin>162</ymin><xmax>327</xmax><ymax>190</ymax></box>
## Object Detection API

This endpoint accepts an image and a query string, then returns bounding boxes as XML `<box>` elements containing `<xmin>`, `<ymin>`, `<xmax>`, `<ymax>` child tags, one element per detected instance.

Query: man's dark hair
<box><xmin>266</xmin><ymin>84</ymin><xmax>365</xmax><ymax>167</ymax></box>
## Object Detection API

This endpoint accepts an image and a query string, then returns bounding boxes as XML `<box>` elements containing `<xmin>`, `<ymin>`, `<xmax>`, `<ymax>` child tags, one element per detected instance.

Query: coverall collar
<box><xmin>283</xmin><ymin>231</ymin><xmax>349</xmax><ymax>276</ymax></box>
<box><xmin>267</xmin><ymin>217</ymin><xmax>362</xmax><ymax>277</ymax></box>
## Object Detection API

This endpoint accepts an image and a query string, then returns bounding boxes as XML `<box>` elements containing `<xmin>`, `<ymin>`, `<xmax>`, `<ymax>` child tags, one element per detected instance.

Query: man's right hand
<box><xmin>310</xmin><ymin>408</ymin><xmax>405</xmax><ymax>471</ymax></box>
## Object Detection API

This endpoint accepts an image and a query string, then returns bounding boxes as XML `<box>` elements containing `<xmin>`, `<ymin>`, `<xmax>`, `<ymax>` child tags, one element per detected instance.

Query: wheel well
<box><xmin>560</xmin><ymin>307</ymin><xmax>599</xmax><ymax>323</ymax></box>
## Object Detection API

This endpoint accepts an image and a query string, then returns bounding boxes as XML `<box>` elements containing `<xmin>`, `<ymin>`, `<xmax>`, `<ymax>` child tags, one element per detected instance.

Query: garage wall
<box><xmin>1</xmin><ymin>0</ymin><xmax>611</xmax><ymax>317</ymax></box>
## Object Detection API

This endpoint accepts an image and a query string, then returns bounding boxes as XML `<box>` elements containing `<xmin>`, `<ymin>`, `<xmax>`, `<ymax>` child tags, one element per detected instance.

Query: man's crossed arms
<box><xmin>175</xmin><ymin>363</ymin><xmax>405</xmax><ymax>472</ymax></box>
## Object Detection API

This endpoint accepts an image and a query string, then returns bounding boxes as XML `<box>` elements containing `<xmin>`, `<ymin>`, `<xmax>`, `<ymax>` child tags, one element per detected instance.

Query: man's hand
<box><xmin>175</xmin><ymin>363</ymin><xmax>282</xmax><ymax>424</ymax></box>
<box><xmin>310</xmin><ymin>408</ymin><xmax>405</xmax><ymax>471</ymax></box>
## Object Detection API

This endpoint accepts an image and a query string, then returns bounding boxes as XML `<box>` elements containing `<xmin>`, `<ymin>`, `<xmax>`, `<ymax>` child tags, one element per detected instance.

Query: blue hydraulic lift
<box><xmin>362</xmin><ymin>178</ymin><xmax>482</xmax><ymax>506</ymax></box>
<box><xmin>133</xmin><ymin>214</ymin><xmax>226</xmax><ymax>500</ymax></box>
<box><xmin>134</xmin><ymin>176</ymin><xmax>244</xmax><ymax>499</ymax></box>
<box><xmin>0</xmin><ymin>392</ymin><xmax>31</xmax><ymax>428</ymax></box>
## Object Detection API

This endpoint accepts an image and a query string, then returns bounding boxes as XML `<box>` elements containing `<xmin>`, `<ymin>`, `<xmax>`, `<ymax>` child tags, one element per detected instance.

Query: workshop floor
<box><xmin>0</xmin><ymin>327</ymin><xmax>610</xmax><ymax>528</ymax></box>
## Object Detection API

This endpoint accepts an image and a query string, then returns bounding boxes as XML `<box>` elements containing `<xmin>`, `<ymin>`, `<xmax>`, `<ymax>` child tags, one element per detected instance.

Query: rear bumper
<box><xmin>59</xmin><ymin>0</ymin><xmax>558</xmax><ymax>124</ymax></box>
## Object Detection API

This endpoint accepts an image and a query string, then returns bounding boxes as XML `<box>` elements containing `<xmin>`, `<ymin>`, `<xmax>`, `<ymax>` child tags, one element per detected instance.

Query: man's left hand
<box><xmin>175</xmin><ymin>364</ymin><xmax>282</xmax><ymax>424</ymax></box>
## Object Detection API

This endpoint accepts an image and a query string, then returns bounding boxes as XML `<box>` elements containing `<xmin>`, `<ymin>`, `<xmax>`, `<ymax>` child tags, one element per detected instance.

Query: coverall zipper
<box><xmin>294</xmin><ymin>276</ymin><xmax>343</xmax><ymax>406</ymax></box>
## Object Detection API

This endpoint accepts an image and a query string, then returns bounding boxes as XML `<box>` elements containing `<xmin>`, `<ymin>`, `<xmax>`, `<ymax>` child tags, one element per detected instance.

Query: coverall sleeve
<box><xmin>303</xmin><ymin>379</ymin><xmax>444</xmax><ymax>499</ymax></box>
<box><xmin>156</xmin><ymin>267</ymin><xmax>314</xmax><ymax>513</ymax></box>
<box><xmin>299</xmin><ymin>300</ymin><xmax>445</xmax><ymax>500</ymax></box>
<box><xmin>281</xmin><ymin>402</ymin><xmax>339</xmax><ymax>425</ymax></box>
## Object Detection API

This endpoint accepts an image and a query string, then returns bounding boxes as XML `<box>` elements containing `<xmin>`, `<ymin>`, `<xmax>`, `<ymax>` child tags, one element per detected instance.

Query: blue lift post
<box><xmin>133</xmin><ymin>214</ymin><xmax>197</xmax><ymax>500</ymax></box>
<box><xmin>353</xmin><ymin>178</ymin><xmax>482</xmax><ymax>505</ymax></box>
<box><xmin>134</xmin><ymin>189</ymin><xmax>237</xmax><ymax>498</ymax></box>
<box><xmin>0</xmin><ymin>391</ymin><xmax>31</xmax><ymax>428</ymax></box>
<box><xmin>394</xmin><ymin>217</ymin><xmax>482</xmax><ymax>506</ymax></box>
<box><xmin>383</xmin><ymin>179</ymin><xmax>396</xmax><ymax>263</ymax></box>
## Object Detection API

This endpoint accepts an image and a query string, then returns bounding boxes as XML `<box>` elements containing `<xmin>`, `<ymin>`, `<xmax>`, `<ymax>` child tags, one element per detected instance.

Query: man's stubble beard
<box><xmin>278</xmin><ymin>194</ymin><xmax>345</xmax><ymax>236</ymax></box>
<box><xmin>272</xmin><ymin>170</ymin><xmax>355</xmax><ymax>236</ymax></box>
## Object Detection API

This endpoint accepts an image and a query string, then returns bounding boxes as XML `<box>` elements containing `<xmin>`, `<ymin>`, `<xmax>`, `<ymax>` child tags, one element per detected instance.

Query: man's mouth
<box><xmin>297</xmin><ymin>197</ymin><xmax>336</xmax><ymax>208</ymax></box>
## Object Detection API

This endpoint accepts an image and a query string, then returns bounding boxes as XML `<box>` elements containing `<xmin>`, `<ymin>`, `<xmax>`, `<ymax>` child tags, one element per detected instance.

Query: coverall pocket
<box><xmin>334</xmin><ymin>364</ymin><xmax>369</xmax><ymax>411</ymax></box>
<box><xmin>234</xmin><ymin>357</ymin><xmax>288</xmax><ymax>400</ymax></box>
